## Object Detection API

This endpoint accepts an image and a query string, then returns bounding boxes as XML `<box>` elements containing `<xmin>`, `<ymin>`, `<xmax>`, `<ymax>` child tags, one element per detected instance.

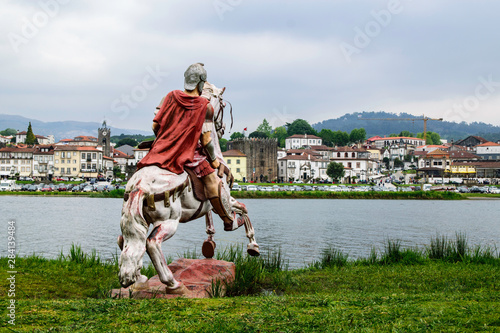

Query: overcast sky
<box><xmin>2</xmin><ymin>0</ymin><xmax>500</xmax><ymax>138</ymax></box>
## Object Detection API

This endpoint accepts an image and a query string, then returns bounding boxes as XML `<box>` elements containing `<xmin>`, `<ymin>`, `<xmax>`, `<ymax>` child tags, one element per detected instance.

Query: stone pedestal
<box><xmin>111</xmin><ymin>258</ymin><xmax>235</xmax><ymax>299</ymax></box>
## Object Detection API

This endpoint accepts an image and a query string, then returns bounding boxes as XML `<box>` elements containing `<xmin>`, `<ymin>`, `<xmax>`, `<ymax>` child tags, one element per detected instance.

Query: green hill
<box><xmin>313</xmin><ymin>111</ymin><xmax>500</xmax><ymax>141</ymax></box>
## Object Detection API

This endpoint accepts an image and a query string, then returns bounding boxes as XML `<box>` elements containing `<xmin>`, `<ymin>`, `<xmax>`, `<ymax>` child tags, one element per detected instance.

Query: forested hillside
<box><xmin>313</xmin><ymin>111</ymin><xmax>500</xmax><ymax>141</ymax></box>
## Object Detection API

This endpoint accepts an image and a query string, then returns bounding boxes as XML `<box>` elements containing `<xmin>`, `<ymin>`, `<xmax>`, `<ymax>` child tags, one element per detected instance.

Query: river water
<box><xmin>0</xmin><ymin>196</ymin><xmax>498</xmax><ymax>268</ymax></box>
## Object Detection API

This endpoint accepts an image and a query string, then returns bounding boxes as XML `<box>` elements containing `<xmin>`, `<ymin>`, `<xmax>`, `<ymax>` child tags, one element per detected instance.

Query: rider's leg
<box><xmin>202</xmin><ymin>171</ymin><xmax>244</xmax><ymax>231</ymax></box>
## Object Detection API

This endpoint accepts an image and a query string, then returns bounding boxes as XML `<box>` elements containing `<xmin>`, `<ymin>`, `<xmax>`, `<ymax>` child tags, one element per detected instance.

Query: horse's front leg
<box><xmin>242</xmin><ymin>214</ymin><xmax>260</xmax><ymax>256</ymax></box>
<box><xmin>202</xmin><ymin>212</ymin><xmax>216</xmax><ymax>258</ymax></box>
<box><xmin>146</xmin><ymin>220</ymin><xmax>187</xmax><ymax>294</ymax></box>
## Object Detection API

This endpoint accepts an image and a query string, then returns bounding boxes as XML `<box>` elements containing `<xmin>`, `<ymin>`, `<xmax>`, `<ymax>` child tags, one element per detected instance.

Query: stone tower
<box><xmin>98</xmin><ymin>121</ymin><xmax>111</xmax><ymax>157</ymax></box>
<box><xmin>227</xmin><ymin>138</ymin><xmax>278</xmax><ymax>182</ymax></box>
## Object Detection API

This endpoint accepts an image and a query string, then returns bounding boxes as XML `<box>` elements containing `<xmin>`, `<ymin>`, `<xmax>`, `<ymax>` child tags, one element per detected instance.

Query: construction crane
<box><xmin>359</xmin><ymin>115</ymin><xmax>443</xmax><ymax>142</ymax></box>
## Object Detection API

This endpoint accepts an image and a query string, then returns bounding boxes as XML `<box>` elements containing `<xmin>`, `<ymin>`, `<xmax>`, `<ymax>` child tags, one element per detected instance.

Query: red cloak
<box><xmin>137</xmin><ymin>90</ymin><xmax>209</xmax><ymax>174</ymax></box>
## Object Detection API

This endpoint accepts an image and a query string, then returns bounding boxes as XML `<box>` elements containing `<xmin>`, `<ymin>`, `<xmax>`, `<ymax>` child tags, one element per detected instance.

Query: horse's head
<box><xmin>118</xmin><ymin>211</ymin><xmax>148</xmax><ymax>288</ymax></box>
<box><xmin>202</xmin><ymin>82</ymin><xmax>231</xmax><ymax>140</ymax></box>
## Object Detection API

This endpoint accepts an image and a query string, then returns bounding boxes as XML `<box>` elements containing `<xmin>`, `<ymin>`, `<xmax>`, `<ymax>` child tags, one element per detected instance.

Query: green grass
<box><xmin>0</xmin><ymin>189</ymin><xmax>125</xmax><ymax>198</ymax></box>
<box><xmin>1</xmin><ymin>238</ymin><xmax>499</xmax><ymax>331</ymax></box>
<box><xmin>232</xmin><ymin>190</ymin><xmax>465</xmax><ymax>200</ymax></box>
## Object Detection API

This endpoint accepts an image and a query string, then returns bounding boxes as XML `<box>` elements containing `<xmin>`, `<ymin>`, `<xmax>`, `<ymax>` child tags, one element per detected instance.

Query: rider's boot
<box><xmin>204</xmin><ymin>174</ymin><xmax>244</xmax><ymax>231</ymax></box>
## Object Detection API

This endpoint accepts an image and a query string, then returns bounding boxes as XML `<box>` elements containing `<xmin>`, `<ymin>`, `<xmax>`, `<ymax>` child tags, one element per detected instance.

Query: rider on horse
<box><xmin>137</xmin><ymin>63</ymin><xmax>241</xmax><ymax>231</ymax></box>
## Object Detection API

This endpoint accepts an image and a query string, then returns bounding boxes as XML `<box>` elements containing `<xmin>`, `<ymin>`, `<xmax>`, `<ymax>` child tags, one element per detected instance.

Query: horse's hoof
<box><xmin>130</xmin><ymin>275</ymin><xmax>149</xmax><ymax>291</ymax></box>
<box><xmin>202</xmin><ymin>240</ymin><xmax>216</xmax><ymax>259</ymax></box>
<box><xmin>247</xmin><ymin>244</ymin><xmax>260</xmax><ymax>257</ymax></box>
<box><xmin>165</xmin><ymin>283</ymin><xmax>189</xmax><ymax>295</ymax></box>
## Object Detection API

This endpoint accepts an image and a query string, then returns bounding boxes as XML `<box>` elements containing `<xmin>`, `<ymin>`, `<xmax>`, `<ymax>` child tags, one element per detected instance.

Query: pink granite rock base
<box><xmin>111</xmin><ymin>258</ymin><xmax>235</xmax><ymax>299</ymax></box>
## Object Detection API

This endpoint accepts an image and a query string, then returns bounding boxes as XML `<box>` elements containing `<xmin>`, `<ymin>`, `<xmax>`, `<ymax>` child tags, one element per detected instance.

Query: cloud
<box><xmin>1</xmin><ymin>0</ymin><xmax>500</xmax><ymax>137</ymax></box>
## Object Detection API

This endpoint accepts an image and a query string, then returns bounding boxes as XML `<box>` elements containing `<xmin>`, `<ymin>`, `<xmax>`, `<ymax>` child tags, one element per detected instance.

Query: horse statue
<box><xmin>117</xmin><ymin>83</ymin><xmax>259</xmax><ymax>293</ymax></box>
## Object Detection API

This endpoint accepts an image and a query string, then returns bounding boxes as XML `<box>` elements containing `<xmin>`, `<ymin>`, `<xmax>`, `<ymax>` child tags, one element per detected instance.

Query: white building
<box><xmin>285</xmin><ymin>134</ymin><xmax>322</xmax><ymax>150</ymax></box>
<box><xmin>32</xmin><ymin>145</ymin><xmax>55</xmax><ymax>180</ymax></box>
<box><xmin>0</xmin><ymin>135</ymin><xmax>13</xmax><ymax>144</ymax></box>
<box><xmin>366</xmin><ymin>136</ymin><xmax>425</xmax><ymax>149</ymax></box>
<box><xmin>133</xmin><ymin>148</ymin><xmax>149</xmax><ymax>165</ymax></box>
<box><xmin>278</xmin><ymin>153</ymin><xmax>328</xmax><ymax>183</ymax></box>
<box><xmin>329</xmin><ymin>147</ymin><xmax>380</xmax><ymax>182</ymax></box>
<box><xmin>475</xmin><ymin>142</ymin><xmax>500</xmax><ymax>160</ymax></box>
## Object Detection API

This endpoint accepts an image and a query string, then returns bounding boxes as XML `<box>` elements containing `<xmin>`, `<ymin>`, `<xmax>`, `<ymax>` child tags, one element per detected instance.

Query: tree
<box><xmin>25</xmin><ymin>122</ymin><xmax>37</xmax><ymax>145</ymax></box>
<box><xmin>256</xmin><ymin>119</ymin><xmax>272</xmax><ymax>137</ymax></box>
<box><xmin>383</xmin><ymin>157</ymin><xmax>390</xmax><ymax>170</ymax></box>
<box><xmin>116</xmin><ymin>137</ymin><xmax>138</xmax><ymax>147</ymax></box>
<box><xmin>0</xmin><ymin>128</ymin><xmax>16</xmax><ymax>136</ymax></box>
<box><xmin>318</xmin><ymin>129</ymin><xmax>335</xmax><ymax>147</ymax></box>
<box><xmin>249</xmin><ymin>131</ymin><xmax>268</xmax><ymax>138</ymax></box>
<box><xmin>219</xmin><ymin>138</ymin><xmax>228</xmax><ymax>152</ymax></box>
<box><xmin>286</xmin><ymin>119</ymin><xmax>317</xmax><ymax>136</ymax></box>
<box><xmin>333</xmin><ymin>130</ymin><xmax>350</xmax><ymax>146</ymax></box>
<box><xmin>113</xmin><ymin>166</ymin><xmax>123</xmax><ymax>178</ymax></box>
<box><xmin>417</xmin><ymin>131</ymin><xmax>441</xmax><ymax>145</ymax></box>
<box><xmin>349</xmin><ymin>128</ymin><xmax>366</xmax><ymax>143</ymax></box>
<box><xmin>326</xmin><ymin>162</ymin><xmax>345</xmax><ymax>182</ymax></box>
<box><xmin>272</xmin><ymin>126</ymin><xmax>288</xmax><ymax>148</ymax></box>
<box><xmin>399</xmin><ymin>130</ymin><xmax>415</xmax><ymax>137</ymax></box>
<box><xmin>230</xmin><ymin>132</ymin><xmax>245</xmax><ymax>141</ymax></box>
<box><xmin>394</xmin><ymin>158</ymin><xmax>404</xmax><ymax>169</ymax></box>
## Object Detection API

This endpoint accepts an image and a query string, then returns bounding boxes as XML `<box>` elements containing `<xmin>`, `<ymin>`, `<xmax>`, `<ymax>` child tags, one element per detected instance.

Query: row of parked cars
<box><xmin>457</xmin><ymin>186</ymin><xmax>500</xmax><ymax>193</ymax></box>
<box><xmin>231</xmin><ymin>184</ymin><xmax>500</xmax><ymax>193</ymax></box>
<box><xmin>231</xmin><ymin>184</ymin><xmax>401</xmax><ymax>192</ymax></box>
<box><xmin>13</xmin><ymin>182</ymin><xmax>126</xmax><ymax>193</ymax></box>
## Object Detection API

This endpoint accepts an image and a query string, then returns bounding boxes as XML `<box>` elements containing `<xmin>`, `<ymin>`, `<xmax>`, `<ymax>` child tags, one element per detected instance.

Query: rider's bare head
<box><xmin>184</xmin><ymin>63</ymin><xmax>207</xmax><ymax>95</ymax></box>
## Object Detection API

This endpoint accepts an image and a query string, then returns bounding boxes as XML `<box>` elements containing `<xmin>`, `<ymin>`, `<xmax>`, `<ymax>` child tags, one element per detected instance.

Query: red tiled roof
<box><xmin>286</xmin><ymin>134</ymin><xmax>322</xmax><ymax>140</ymax></box>
<box><xmin>16</xmin><ymin>131</ymin><xmax>27</xmax><ymax>135</ymax></box>
<box><xmin>449</xmin><ymin>151</ymin><xmax>480</xmax><ymax>159</ymax></box>
<box><xmin>309</xmin><ymin>145</ymin><xmax>333</xmax><ymax>150</ymax></box>
<box><xmin>369</xmin><ymin>136</ymin><xmax>423</xmax><ymax>141</ymax></box>
<box><xmin>74</xmin><ymin>135</ymin><xmax>97</xmax><ymax>141</ymax></box>
<box><xmin>427</xmin><ymin>149</ymin><xmax>449</xmax><ymax>156</ymax></box>
<box><xmin>77</xmin><ymin>147</ymin><xmax>102</xmax><ymax>152</ymax></box>
<box><xmin>113</xmin><ymin>149</ymin><xmax>133</xmax><ymax>158</ymax></box>
<box><xmin>222</xmin><ymin>149</ymin><xmax>246</xmax><ymax>157</ymax></box>
<box><xmin>0</xmin><ymin>147</ymin><xmax>35</xmax><ymax>153</ymax></box>
<box><xmin>476</xmin><ymin>141</ymin><xmax>500</xmax><ymax>147</ymax></box>
<box><xmin>417</xmin><ymin>145</ymin><xmax>448</xmax><ymax>149</ymax></box>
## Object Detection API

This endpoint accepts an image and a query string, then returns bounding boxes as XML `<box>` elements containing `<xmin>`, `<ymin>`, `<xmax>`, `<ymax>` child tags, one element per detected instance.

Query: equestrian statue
<box><xmin>117</xmin><ymin>63</ymin><xmax>259</xmax><ymax>294</ymax></box>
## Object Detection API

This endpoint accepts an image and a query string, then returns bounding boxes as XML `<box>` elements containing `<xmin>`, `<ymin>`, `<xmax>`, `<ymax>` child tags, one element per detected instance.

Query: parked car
<box><xmin>490</xmin><ymin>187</ymin><xmax>500</xmax><ymax>194</ymax></box>
<box><xmin>247</xmin><ymin>185</ymin><xmax>257</xmax><ymax>191</ymax></box>
<box><xmin>82</xmin><ymin>185</ymin><xmax>93</xmax><ymax>192</ymax></box>
<box><xmin>40</xmin><ymin>185</ymin><xmax>53</xmax><ymax>192</ymax></box>
<box><xmin>28</xmin><ymin>185</ymin><xmax>38</xmax><ymax>192</ymax></box>
<box><xmin>231</xmin><ymin>184</ymin><xmax>242</xmax><ymax>191</ymax></box>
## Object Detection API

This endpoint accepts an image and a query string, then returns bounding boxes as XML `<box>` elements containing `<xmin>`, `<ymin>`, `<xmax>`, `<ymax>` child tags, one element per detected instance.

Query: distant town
<box><xmin>1</xmin><ymin>119</ymin><xmax>500</xmax><ymax>188</ymax></box>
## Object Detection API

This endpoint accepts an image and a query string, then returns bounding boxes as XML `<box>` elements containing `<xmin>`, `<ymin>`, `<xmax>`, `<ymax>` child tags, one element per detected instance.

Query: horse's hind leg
<box><xmin>202</xmin><ymin>212</ymin><xmax>216</xmax><ymax>259</ymax></box>
<box><xmin>242</xmin><ymin>214</ymin><xmax>260</xmax><ymax>256</ymax></box>
<box><xmin>146</xmin><ymin>220</ymin><xmax>187</xmax><ymax>294</ymax></box>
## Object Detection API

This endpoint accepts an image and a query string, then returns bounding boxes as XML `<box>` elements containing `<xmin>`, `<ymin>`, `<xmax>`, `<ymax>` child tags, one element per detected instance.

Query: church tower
<box><xmin>98</xmin><ymin>121</ymin><xmax>111</xmax><ymax>157</ymax></box>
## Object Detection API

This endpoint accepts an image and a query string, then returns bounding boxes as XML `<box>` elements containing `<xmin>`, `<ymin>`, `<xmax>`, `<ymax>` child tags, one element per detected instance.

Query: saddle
<box><xmin>123</xmin><ymin>164</ymin><xmax>234</xmax><ymax>211</ymax></box>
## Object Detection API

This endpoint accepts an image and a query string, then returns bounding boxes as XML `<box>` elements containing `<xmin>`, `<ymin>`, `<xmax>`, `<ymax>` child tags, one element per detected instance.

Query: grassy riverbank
<box><xmin>0</xmin><ymin>189</ymin><xmax>485</xmax><ymax>200</ymax></box>
<box><xmin>1</xmin><ymin>236</ymin><xmax>499</xmax><ymax>332</ymax></box>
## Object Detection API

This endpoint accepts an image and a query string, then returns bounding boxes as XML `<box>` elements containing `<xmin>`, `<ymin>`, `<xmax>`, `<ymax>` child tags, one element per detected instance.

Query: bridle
<box><xmin>210</xmin><ymin>87</ymin><xmax>233</xmax><ymax>137</ymax></box>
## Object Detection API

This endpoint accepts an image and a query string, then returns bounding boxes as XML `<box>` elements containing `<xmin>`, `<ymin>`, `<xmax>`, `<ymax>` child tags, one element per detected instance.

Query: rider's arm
<box><xmin>201</xmin><ymin>103</ymin><xmax>220</xmax><ymax>169</ymax></box>
<box><xmin>152</xmin><ymin>121</ymin><xmax>160</xmax><ymax>135</ymax></box>
<box><xmin>152</xmin><ymin>95</ymin><xmax>167</xmax><ymax>136</ymax></box>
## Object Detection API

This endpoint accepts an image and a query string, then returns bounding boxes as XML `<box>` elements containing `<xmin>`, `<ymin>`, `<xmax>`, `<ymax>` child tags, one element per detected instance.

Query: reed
<box><xmin>313</xmin><ymin>247</ymin><xmax>349</xmax><ymax>269</ymax></box>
